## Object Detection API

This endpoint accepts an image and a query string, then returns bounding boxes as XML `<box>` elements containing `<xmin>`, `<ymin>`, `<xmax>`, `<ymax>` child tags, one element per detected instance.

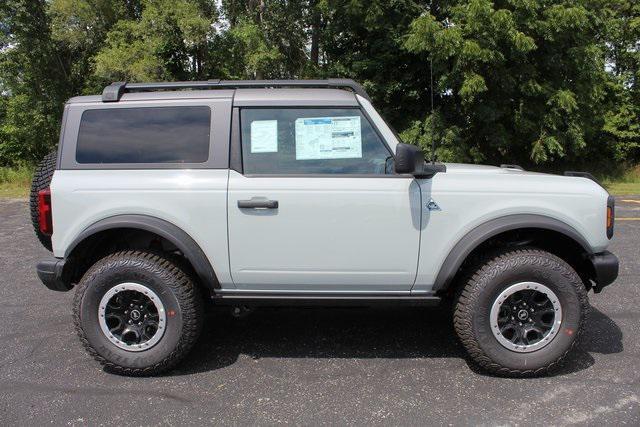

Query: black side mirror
<box><xmin>394</xmin><ymin>143</ymin><xmax>424</xmax><ymax>174</ymax></box>
<box><xmin>394</xmin><ymin>143</ymin><xmax>445</xmax><ymax>178</ymax></box>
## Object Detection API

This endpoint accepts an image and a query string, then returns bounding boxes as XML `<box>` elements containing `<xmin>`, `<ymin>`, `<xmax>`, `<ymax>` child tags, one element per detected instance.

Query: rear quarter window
<box><xmin>76</xmin><ymin>106</ymin><xmax>211</xmax><ymax>164</ymax></box>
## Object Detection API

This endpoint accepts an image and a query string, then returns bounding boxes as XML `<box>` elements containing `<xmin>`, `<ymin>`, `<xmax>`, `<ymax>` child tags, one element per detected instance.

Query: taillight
<box><xmin>38</xmin><ymin>188</ymin><xmax>53</xmax><ymax>235</ymax></box>
<box><xmin>606</xmin><ymin>195</ymin><xmax>614</xmax><ymax>239</ymax></box>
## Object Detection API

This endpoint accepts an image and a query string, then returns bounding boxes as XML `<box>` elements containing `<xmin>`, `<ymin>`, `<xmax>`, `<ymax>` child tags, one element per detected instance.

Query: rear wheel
<box><xmin>73</xmin><ymin>251</ymin><xmax>203</xmax><ymax>376</ymax></box>
<box><xmin>453</xmin><ymin>248</ymin><xmax>588</xmax><ymax>376</ymax></box>
<box><xmin>29</xmin><ymin>151</ymin><xmax>57</xmax><ymax>251</ymax></box>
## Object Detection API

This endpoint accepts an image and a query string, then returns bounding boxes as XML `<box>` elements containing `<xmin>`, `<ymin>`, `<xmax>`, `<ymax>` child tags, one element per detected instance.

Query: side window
<box><xmin>76</xmin><ymin>106</ymin><xmax>211</xmax><ymax>164</ymax></box>
<box><xmin>240</xmin><ymin>108</ymin><xmax>392</xmax><ymax>175</ymax></box>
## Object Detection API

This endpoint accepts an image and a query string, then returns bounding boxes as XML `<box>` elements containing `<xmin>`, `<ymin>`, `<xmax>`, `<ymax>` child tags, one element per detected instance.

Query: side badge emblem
<box><xmin>427</xmin><ymin>199</ymin><xmax>441</xmax><ymax>211</ymax></box>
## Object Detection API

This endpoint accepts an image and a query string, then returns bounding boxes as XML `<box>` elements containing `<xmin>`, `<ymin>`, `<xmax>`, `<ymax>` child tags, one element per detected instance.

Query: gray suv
<box><xmin>31</xmin><ymin>79</ymin><xmax>618</xmax><ymax>376</ymax></box>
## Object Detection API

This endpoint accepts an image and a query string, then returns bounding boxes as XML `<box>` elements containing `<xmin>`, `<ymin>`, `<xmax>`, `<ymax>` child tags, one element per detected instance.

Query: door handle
<box><xmin>237</xmin><ymin>198</ymin><xmax>279</xmax><ymax>209</ymax></box>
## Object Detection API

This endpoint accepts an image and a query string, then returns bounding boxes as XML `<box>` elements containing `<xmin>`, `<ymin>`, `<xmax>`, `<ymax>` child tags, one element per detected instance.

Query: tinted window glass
<box><xmin>76</xmin><ymin>106</ymin><xmax>210</xmax><ymax>163</ymax></box>
<box><xmin>241</xmin><ymin>108</ymin><xmax>392</xmax><ymax>174</ymax></box>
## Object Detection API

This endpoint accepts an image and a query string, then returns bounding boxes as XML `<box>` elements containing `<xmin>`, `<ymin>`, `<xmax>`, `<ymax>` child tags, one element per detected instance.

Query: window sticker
<box><xmin>295</xmin><ymin>116</ymin><xmax>362</xmax><ymax>160</ymax></box>
<box><xmin>250</xmin><ymin>120</ymin><xmax>278</xmax><ymax>153</ymax></box>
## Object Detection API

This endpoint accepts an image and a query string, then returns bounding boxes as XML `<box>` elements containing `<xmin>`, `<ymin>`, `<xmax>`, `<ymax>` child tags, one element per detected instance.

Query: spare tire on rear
<box><xmin>30</xmin><ymin>151</ymin><xmax>57</xmax><ymax>251</ymax></box>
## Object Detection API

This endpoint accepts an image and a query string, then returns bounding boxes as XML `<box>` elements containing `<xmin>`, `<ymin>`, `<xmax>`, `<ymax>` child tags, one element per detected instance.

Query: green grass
<box><xmin>601</xmin><ymin>166</ymin><xmax>640</xmax><ymax>196</ymax></box>
<box><xmin>603</xmin><ymin>181</ymin><xmax>640</xmax><ymax>196</ymax></box>
<box><xmin>0</xmin><ymin>165</ymin><xmax>33</xmax><ymax>198</ymax></box>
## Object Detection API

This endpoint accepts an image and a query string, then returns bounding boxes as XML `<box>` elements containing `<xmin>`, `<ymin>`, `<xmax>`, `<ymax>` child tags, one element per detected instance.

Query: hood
<box><xmin>443</xmin><ymin>163</ymin><xmax>546</xmax><ymax>176</ymax></box>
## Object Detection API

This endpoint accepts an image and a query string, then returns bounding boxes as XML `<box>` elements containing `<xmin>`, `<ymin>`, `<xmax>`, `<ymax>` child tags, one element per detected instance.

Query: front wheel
<box><xmin>73</xmin><ymin>251</ymin><xmax>203</xmax><ymax>376</ymax></box>
<box><xmin>453</xmin><ymin>248</ymin><xmax>589</xmax><ymax>376</ymax></box>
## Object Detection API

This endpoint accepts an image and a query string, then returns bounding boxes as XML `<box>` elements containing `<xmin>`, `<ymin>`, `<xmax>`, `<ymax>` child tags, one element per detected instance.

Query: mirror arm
<box><xmin>413</xmin><ymin>163</ymin><xmax>446</xmax><ymax>179</ymax></box>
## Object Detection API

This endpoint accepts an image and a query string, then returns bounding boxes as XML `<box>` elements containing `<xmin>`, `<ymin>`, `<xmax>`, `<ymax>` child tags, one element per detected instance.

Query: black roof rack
<box><xmin>101</xmin><ymin>79</ymin><xmax>371</xmax><ymax>102</ymax></box>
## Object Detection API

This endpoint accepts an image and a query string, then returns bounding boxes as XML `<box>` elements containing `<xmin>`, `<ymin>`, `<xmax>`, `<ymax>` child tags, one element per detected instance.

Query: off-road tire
<box><xmin>29</xmin><ymin>151</ymin><xmax>57</xmax><ymax>251</ymax></box>
<box><xmin>73</xmin><ymin>250</ymin><xmax>203</xmax><ymax>376</ymax></box>
<box><xmin>453</xmin><ymin>248</ymin><xmax>589</xmax><ymax>376</ymax></box>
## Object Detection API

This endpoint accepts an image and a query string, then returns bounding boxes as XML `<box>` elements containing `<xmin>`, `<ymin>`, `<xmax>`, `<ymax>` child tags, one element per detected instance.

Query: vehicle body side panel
<box><xmin>50</xmin><ymin>169</ymin><xmax>234</xmax><ymax>287</ymax></box>
<box><xmin>226</xmin><ymin>171</ymin><xmax>422</xmax><ymax>291</ymax></box>
<box><xmin>412</xmin><ymin>171</ymin><xmax>610</xmax><ymax>292</ymax></box>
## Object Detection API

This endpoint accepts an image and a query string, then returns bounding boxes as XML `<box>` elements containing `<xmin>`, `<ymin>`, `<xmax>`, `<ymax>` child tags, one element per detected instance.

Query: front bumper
<box><xmin>589</xmin><ymin>251</ymin><xmax>619</xmax><ymax>293</ymax></box>
<box><xmin>36</xmin><ymin>258</ymin><xmax>73</xmax><ymax>292</ymax></box>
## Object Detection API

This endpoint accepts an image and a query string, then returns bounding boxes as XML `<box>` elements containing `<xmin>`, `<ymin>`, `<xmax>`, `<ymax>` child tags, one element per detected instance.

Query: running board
<box><xmin>211</xmin><ymin>292</ymin><xmax>442</xmax><ymax>307</ymax></box>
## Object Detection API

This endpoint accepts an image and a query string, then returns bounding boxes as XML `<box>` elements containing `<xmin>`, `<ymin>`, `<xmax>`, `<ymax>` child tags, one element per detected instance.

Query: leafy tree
<box><xmin>319</xmin><ymin>0</ymin><xmax>432</xmax><ymax>130</ymax></box>
<box><xmin>0</xmin><ymin>0</ymin><xmax>72</xmax><ymax>164</ymax></box>
<box><xmin>219</xmin><ymin>0</ymin><xmax>308</xmax><ymax>78</ymax></box>
<box><xmin>600</xmin><ymin>0</ymin><xmax>640</xmax><ymax>164</ymax></box>
<box><xmin>93</xmin><ymin>0</ymin><xmax>215</xmax><ymax>82</ymax></box>
<box><xmin>404</xmin><ymin>0</ymin><xmax>616</xmax><ymax>167</ymax></box>
<box><xmin>0</xmin><ymin>0</ymin><xmax>637</xmax><ymax>173</ymax></box>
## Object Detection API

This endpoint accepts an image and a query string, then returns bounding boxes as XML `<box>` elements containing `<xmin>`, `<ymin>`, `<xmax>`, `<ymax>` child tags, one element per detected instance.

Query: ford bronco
<box><xmin>32</xmin><ymin>79</ymin><xmax>618</xmax><ymax>376</ymax></box>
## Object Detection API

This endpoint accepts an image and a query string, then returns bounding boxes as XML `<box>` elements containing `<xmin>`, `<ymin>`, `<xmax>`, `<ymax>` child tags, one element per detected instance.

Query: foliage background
<box><xmin>0</xmin><ymin>0</ymin><xmax>638</xmax><ymax>173</ymax></box>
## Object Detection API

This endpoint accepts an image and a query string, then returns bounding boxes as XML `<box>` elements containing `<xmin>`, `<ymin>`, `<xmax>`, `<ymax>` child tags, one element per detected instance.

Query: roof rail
<box><xmin>101</xmin><ymin>79</ymin><xmax>371</xmax><ymax>102</ymax></box>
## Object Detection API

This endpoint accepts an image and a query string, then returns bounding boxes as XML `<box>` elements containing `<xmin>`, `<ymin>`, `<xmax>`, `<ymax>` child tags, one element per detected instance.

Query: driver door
<box><xmin>227</xmin><ymin>107</ymin><xmax>422</xmax><ymax>292</ymax></box>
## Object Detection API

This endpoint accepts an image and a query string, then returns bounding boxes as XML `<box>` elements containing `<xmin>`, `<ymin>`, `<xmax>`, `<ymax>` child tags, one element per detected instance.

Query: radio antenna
<box><xmin>430</xmin><ymin>56</ymin><xmax>436</xmax><ymax>164</ymax></box>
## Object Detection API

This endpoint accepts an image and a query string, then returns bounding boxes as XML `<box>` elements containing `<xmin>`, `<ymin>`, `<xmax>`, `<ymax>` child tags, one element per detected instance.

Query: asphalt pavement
<box><xmin>0</xmin><ymin>197</ymin><xmax>638</xmax><ymax>425</ymax></box>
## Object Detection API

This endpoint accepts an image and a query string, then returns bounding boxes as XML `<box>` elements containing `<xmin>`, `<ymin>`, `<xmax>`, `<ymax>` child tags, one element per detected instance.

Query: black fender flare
<box><xmin>65</xmin><ymin>214</ymin><xmax>219</xmax><ymax>290</ymax></box>
<box><xmin>432</xmin><ymin>214</ymin><xmax>594</xmax><ymax>291</ymax></box>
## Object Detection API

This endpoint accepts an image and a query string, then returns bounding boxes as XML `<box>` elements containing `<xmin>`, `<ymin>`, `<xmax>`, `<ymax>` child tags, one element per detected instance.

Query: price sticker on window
<box><xmin>295</xmin><ymin>116</ymin><xmax>362</xmax><ymax>160</ymax></box>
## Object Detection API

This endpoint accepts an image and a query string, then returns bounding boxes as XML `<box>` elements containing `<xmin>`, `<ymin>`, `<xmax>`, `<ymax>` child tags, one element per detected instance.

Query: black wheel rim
<box><xmin>98</xmin><ymin>283</ymin><xmax>166</xmax><ymax>351</ymax></box>
<box><xmin>490</xmin><ymin>282</ymin><xmax>562</xmax><ymax>352</ymax></box>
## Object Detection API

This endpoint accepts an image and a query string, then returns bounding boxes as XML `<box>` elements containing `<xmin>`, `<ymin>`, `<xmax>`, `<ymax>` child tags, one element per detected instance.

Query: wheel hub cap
<box><xmin>98</xmin><ymin>283</ymin><xmax>166</xmax><ymax>352</ymax></box>
<box><xmin>490</xmin><ymin>282</ymin><xmax>562</xmax><ymax>353</ymax></box>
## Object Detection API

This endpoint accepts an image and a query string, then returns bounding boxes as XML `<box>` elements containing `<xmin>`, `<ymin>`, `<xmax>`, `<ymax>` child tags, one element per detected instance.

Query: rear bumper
<box><xmin>589</xmin><ymin>251</ymin><xmax>619</xmax><ymax>293</ymax></box>
<box><xmin>36</xmin><ymin>258</ymin><xmax>72</xmax><ymax>292</ymax></box>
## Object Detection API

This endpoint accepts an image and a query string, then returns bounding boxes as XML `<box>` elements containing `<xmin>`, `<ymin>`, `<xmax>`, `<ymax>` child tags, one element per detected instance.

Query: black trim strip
<box><xmin>241</xmin><ymin>174</ymin><xmax>413</xmax><ymax>179</ymax></box>
<box><xmin>65</xmin><ymin>215</ymin><xmax>220</xmax><ymax>290</ymax></box>
<box><xmin>500</xmin><ymin>164</ymin><xmax>524</xmax><ymax>171</ymax></box>
<box><xmin>213</xmin><ymin>292</ymin><xmax>441</xmax><ymax>306</ymax></box>
<box><xmin>564</xmin><ymin>171</ymin><xmax>603</xmax><ymax>188</ymax></box>
<box><xmin>230</xmin><ymin>107</ymin><xmax>242</xmax><ymax>173</ymax></box>
<box><xmin>432</xmin><ymin>214</ymin><xmax>595</xmax><ymax>291</ymax></box>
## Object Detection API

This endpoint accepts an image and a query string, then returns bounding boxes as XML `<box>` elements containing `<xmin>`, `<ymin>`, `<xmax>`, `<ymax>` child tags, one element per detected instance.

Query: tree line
<box><xmin>1</xmin><ymin>0</ymin><xmax>638</xmax><ymax>172</ymax></box>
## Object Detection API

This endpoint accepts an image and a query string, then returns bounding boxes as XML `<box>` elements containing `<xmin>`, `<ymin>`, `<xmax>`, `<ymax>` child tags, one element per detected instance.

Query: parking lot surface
<box><xmin>0</xmin><ymin>197</ymin><xmax>638</xmax><ymax>425</ymax></box>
